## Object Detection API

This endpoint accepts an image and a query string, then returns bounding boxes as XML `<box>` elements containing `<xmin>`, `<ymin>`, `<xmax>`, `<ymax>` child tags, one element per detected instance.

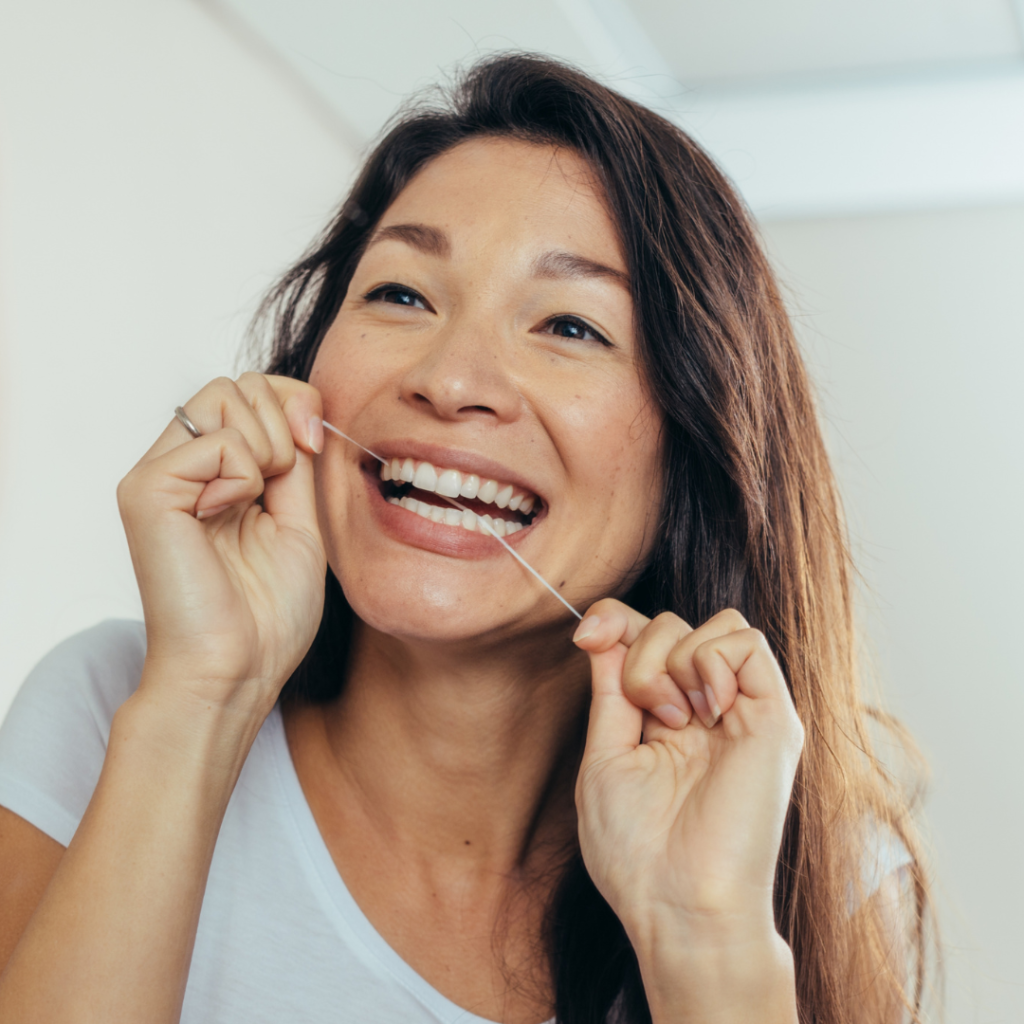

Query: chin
<box><xmin>337</xmin><ymin>565</ymin><xmax>528</xmax><ymax>646</ymax></box>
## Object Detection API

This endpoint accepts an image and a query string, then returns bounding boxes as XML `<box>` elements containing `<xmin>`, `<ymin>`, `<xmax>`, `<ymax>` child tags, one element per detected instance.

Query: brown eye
<box><xmin>365</xmin><ymin>284</ymin><xmax>430</xmax><ymax>310</ymax></box>
<box><xmin>542</xmin><ymin>315</ymin><xmax>611</xmax><ymax>347</ymax></box>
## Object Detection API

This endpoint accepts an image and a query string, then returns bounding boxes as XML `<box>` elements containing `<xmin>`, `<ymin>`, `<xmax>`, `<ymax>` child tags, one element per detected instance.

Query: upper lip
<box><xmin>365</xmin><ymin>438</ymin><xmax>546</xmax><ymax>505</ymax></box>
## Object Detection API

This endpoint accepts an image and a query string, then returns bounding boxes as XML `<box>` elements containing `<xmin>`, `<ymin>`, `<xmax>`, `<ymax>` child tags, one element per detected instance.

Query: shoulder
<box><xmin>0</xmin><ymin>620</ymin><xmax>146</xmax><ymax>845</ymax></box>
<box><xmin>8</xmin><ymin>620</ymin><xmax>147</xmax><ymax>734</ymax></box>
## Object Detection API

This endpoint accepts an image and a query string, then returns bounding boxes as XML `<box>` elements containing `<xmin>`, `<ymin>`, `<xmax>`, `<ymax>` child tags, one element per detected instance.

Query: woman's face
<box><xmin>310</xmin><ymin>137</ymin><xmax>663</xmax><ymax>645</ymax></box>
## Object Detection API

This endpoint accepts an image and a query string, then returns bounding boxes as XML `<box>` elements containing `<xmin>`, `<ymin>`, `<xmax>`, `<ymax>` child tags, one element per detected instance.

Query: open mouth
<box><xmin>377</xmin><ymin>457</ymin><xmax>540</xmax><ymax>538</ymax></box>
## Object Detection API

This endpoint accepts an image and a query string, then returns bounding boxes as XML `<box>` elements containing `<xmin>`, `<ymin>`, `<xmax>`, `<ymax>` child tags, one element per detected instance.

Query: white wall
<box><xmin>763</xmin><ymin>206</ymin><xmax>1024</xmax><ymax>1022</ymax></box>
<box><xmin>0</xmin><ymin>0</ymin><xmax>356</xmax><ymax>709</ymax></box>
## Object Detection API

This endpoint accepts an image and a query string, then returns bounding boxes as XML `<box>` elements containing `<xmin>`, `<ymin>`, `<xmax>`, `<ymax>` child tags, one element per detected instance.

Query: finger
<box><xmin>692</xmin><ymin>628</ymin><xmax>791</xmax><ymax>713</ymax></box>
<box><xmin>572</xmin><ymin>597</ymin><xmax>652</xmax><ymax>654</ymax></box>
<box><xmin>123</xmin><ymin>426</ymin><xmax>264</xmax><ymax>519</ymax></box>
<box><xmin>145</xmin><ymin>376</ymin><xmax>276</xmax><ymax>468</ymax></box>
<box><xmin>261</xmin><ymin>375</ymin><xmax>324</xmax><ymax>457</ymax></box>
<box><xmin>620</xmin><ymin>612</ymin><xmax>695</xmax><ymax>729</ymax></box>
<box><xmin>233</xmin><ymin>372</ymin><xmax>300</xmax><ymax>477</ymax></box>
<box><xmin>261</xmin><ymin>446</ymin><xmax>320</xmax><ymax>534</ymax></box>
<box><xmin>665</xmin><ymin>608</ymin><xmax>750</xmax><ymax>728</ymax></box>
<box><xmin>580</xmin><ymin>642</ymin><xmax>643</xmax><ymax>766</ymax></box>
<box><xmin>144</xmin><ymin>375</ymin><xmax>322</xmax><ymax>473</ymax></box>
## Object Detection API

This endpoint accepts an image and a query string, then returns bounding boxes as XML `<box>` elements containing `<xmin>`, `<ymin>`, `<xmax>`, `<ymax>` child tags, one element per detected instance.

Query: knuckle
<box><xmin>586</xmin><ymin>596</ymin><xmax>623</xmax><ymax>618</ymax></box>
<box><xmin>115</xmin><ymin>474</ymin><xmax>135</xmax><ymax>511</ymax></box>
<box><xmin>719</xmin><ymin>607</ymin><xmax>749</xmax><ymax>629</ymax></box>
<box><xmin>650</xmin><ymin>610</ymin><xmax>684</xmax><ymax>633</ymax></box>
<box><xmin>209</xmin><ymin>375</ymin><xmax>237</xmax><ymax>397</ymax></box>
<box><xmin>665</xmin><ymin>641</ymin><xmax>692</xmax><ymax>676</ymax></box>
<box><xmin>236</xmin><ymin>370</ymin><xmax>265</xmax><ymax>389</ymax></box>
<box><xmin>622</xmin><ymin>667</ymin><xmax>668</xmax><ymax>706</ymax></box>
<box><xmin>691</xmin><ymin>638</ymin><xmax>717</xmax><ymax>667</ymax></box>
<box><xmin>746</xmin><ymin>628</ymin><xmax>773</xmax><ymax>655</ymax></box>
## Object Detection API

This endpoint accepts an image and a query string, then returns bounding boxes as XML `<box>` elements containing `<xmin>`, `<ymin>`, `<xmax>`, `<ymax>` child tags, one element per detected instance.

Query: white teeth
<box><xmin>391</xmin><ymin>492</ymin><xmax>525</xmax><ymax>537</ymax></box>
<box><xmin>477</xmin><ymin>479</ymin><xmax>499</xmax><ymax>503</ymax></box>
<box><xmin>412</xmin><ymin>462</ymin><xmax>438</xmax><ymax>491</ymax></box>
<box><xmin>436</xmin><ymin>469</ymin><xmax>462</xmax><ymax>497</ymax></box>
<box><xmin>384</xmin><ymin>457</ymin><xmax>539</xmax><ymax>530</ymax></box>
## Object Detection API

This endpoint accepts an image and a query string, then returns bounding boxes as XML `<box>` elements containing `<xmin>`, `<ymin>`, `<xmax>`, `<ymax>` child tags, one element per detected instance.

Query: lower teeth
<box><xmin>387</xmin><ymin>495</ymin><xmax>523</xmax><ymax>536</ymax></box>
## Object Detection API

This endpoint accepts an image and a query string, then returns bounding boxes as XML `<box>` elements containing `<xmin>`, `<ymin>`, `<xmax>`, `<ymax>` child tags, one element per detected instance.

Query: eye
<box><xmin>540</xmin><ymin>315</ymin><xmax>612</xmax><ymax>347</ymax></box>
<box><xmin>364</xmin><ymin>284</ymin><xmax>432</xmax><ymax>310</ymax></box>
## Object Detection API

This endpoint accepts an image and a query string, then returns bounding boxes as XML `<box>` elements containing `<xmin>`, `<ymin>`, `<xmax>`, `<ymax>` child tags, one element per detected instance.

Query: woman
<box><xmin>0</xmin><ymin>55</ymin><xmax>930</xmax><ymax>1023</ymax></box>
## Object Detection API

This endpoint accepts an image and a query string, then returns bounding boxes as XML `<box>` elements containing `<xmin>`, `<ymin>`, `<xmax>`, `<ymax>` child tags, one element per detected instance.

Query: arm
<box><xmin>0</xmin><ymin>688</ymin><xmax>255</xmax><ymax>1022</ymax></box>
<box><xmin>0</xmin><ymin>808</ymin><xmax>63</xmax><ymax>974</ymax></box>
<box><xmin>0</xmin><ymin>374</ymin><xmax>325</xmax><ymax>1023</ymax></box>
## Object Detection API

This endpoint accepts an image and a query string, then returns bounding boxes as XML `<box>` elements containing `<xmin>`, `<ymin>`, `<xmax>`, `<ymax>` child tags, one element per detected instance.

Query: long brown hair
<box><xmin>259</xmin><ymin>53</ymin><xmax>936</xmax><ymax>1024</ymax></box>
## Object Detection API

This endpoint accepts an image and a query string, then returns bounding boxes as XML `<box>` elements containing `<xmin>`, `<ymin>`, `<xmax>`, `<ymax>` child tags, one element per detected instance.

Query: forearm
<box><xmin>0</xmin><ymin>681</ymin><xmax>260</xmax><ymax>1024</ymax></box>
<box><xmin>630</xmin><ymin>912</ymin><xmax>799</xmax><ymax>1024</ymax></box>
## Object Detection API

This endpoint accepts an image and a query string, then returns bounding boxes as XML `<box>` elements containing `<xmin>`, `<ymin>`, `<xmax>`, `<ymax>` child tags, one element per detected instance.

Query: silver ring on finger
<box><xmin>174</xmin><ymin>406</ymin><xmax>202</xmax><ymax>439</ymax></box>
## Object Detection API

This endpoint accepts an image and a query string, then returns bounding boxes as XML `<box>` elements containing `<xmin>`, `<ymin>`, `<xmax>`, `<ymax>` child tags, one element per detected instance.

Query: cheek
<box><xmin>562</xmin><ymin>386</ymin><xmax>663</xmax><ymax>551</ymax></box>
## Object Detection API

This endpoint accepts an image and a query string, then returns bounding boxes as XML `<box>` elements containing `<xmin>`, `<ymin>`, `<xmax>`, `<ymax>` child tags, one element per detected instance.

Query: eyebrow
<box><xmin>366</xmin><ymin>223</ymin><xmax>451</xmax><ymax>258</ymax></box>
<box><xmin>532</xmin><ymin>249</ymin><xmax>630</xmax><ymax>287</ymax></box>
<box><xmin>366</xmin><ymin>222</ymin><xmax>630</xmax><ymax>287</ymax></box>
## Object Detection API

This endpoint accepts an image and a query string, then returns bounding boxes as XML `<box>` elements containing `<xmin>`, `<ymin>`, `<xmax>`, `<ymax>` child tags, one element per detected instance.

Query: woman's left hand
<box><xmin>573</xmin><ymin>599</ymin><xmax>804</xmax><ymax>1021</ymax></box>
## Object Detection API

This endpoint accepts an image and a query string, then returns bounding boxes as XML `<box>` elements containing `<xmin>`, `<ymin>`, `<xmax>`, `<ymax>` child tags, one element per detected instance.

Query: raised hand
<box><xmin>117</xmin><ymin>373</ymin><xmax>326</xmax><ymax>719</ymax></box>
<box><xmin>573</xmin><ymin>599</ymin><xmax>803</xmax><ymax>1021</ymax></box>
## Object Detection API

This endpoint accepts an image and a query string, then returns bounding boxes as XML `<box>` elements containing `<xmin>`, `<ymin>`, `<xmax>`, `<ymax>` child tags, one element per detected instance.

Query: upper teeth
<box><xmin>379</xmin><ymin>458</ymin><xmax>536</xmax><ymax>515</ymax></box>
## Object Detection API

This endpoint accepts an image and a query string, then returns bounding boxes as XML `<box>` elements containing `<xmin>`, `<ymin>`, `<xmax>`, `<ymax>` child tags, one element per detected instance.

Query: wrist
<box><xmin>627</xmin><ymin>908</ymin><xmax>797</xmax><ymax>1024</ymax></box>
<box><xmin>115</xmin><ymin>676</ymin><xmax>268</xmax><ymax>786</ymax></box>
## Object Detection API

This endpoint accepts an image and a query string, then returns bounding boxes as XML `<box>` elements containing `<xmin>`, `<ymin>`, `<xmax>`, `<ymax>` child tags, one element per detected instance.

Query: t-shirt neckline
<box><xmin>265</xmin><ymin>705</ymin><xmax>506</xmax><ymax>1024</ymax></box>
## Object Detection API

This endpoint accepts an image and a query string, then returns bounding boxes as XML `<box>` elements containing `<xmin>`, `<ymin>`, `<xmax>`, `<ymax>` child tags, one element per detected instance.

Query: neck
<box><xmin>296</xmin><ymin>617</ymin><xmax>590</xmax><ymax>875</ymax></box>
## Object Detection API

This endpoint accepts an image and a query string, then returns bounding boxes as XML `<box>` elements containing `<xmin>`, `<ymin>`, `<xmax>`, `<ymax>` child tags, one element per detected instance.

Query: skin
<box><xmin>0</xmin><ymin>139</ymin><xmax>802</xmax><ymax>1024</ymax></box>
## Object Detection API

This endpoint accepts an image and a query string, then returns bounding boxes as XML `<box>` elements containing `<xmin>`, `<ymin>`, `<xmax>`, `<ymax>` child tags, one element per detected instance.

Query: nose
<box><xmin>399</xmin><ymin>318</ymin><xmax>523</xmax><ymax>424</ymax></box>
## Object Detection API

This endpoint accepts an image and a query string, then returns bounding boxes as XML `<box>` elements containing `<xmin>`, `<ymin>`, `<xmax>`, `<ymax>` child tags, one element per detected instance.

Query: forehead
<box><xmin>378</xmin><ymin>137</ymin><xmax>624</xmax><ymax>267</ymax></box>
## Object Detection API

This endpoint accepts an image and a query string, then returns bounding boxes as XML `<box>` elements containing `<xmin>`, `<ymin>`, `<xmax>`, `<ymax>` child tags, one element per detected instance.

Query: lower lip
<box><xmin>362</xmin><ymin>466</ymin><xmax>537</xmax><ymax>560</ymax></box>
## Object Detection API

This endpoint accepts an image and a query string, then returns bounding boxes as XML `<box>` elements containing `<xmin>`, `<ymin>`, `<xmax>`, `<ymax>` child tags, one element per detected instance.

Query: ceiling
<box><xmin>629</xmin><ymin>0</ymin><xmax>1022</xmax><ymax>85</ymax></box>
<box><xmin>202</xmin><ymin>0</ymin><xmax>1024</xmax><ymax>219</ymax></box>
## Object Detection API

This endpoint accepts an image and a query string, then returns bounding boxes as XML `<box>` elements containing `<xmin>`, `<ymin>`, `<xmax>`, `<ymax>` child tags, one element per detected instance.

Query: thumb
<box><xmin>581</xmin><ymin>643</ymin><xmax>642</xmax><ymax>767</ymax></box>
<box><xmin>261</xmin><ymin>446</ymin><xmax>320</xmax><ymax>536</ymax></box>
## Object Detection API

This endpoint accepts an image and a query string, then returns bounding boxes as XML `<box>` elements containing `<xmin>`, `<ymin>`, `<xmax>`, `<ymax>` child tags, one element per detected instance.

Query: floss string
<box><xmin>321</xmin><ymin>419</ymin><xmax>582</xmax><ymax>620</ymax></box>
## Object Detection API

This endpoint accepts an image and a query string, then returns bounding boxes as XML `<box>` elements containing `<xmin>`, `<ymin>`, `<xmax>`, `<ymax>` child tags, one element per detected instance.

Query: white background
<box><xmin>1</xmin><ymin>1</ymin><xmax>1022</xmax><ymax>1020</ymax></box>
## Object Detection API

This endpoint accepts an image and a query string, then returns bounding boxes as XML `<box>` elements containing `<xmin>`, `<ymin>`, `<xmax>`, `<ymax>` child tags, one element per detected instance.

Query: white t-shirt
<box><xmin>0</xmin><ymin>621</ymin><xmax>912</xmax><ymax>1023</ymax></box>
<box><xmin>0</xmin><ymin>620</ymin><xmax>502</xmax><ymax>1024</ymax></box>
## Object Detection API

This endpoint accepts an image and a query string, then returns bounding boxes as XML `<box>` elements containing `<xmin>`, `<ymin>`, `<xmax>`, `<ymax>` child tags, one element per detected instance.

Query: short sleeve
<box><xmin>0</xmin><ymin>620</ymin><xmax>146</xmax><ymax>846</ymax></box>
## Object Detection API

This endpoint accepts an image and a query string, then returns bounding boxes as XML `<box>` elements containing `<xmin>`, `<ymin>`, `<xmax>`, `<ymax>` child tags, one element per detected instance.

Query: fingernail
<box><xmin>196</xmin><ymin>503</ymin><xmax>231</xmax><ymax>520</ymax></box>
<box><xmin>704</xmin><ymin>685</ymin><xmax>722</xmax><ymax>724</ymax></box>
<box><xmin>687</xmin><ymin>689</ymin><xmax>715</xmax><ymax>728</ymax></box>
<box><xmin>653</xmin><ymin>703</ymin><xmax>687</xmax><ymax>730</ymax></box>
<box><xmin>308</xmin><ymin>416</ymin><xmax>324</xmax><ymax>455</ymax></box>
<box><xmin>573</xmin><ymin>615</ymin><xmax>600</xmax><ymax>643</ymax></box>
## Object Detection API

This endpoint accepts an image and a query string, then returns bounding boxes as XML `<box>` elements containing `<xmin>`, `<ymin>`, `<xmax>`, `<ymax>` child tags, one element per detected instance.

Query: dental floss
<box><xmin>321</xmin><ymin>419</ymin><xmax>583</xmax><ymax>620</ymax></box>
<box><xmin>321</xmin><ymin>420</ymin><xmax>385</xmax><ymax>463</ymax></box>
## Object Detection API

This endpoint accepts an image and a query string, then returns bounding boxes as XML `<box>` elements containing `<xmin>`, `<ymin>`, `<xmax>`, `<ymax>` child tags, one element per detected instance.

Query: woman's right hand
<box><xmin>117</xmin><ymin>373</ymin><xmax>327</xmax><ymax>721</ymax></box>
